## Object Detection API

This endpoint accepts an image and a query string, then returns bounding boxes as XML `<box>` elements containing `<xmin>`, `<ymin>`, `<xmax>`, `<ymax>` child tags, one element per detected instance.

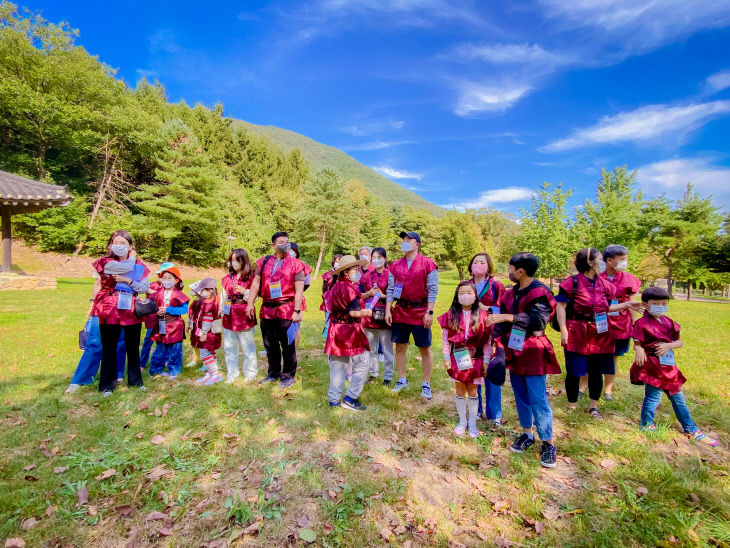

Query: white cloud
<box><xmin>454</xmin><ymin>82</ymin><xmax>532</xmax><ymax>116</ymax></box>
<box><xmin>706</xmin><ymin>70</ymin><xmax>730</xmax><ymax>93</ymax></box>
<box><xmin>636</xmin><ymin>158</ymin><xmax>730</xmax><ymax>204</ymax></box>
<box><xmin>543</xmin><ymin>100</ymin><xmax>730</xmax><ymax>152</ymax></box>
<box><xmin>343</xmin><ymin>120</ymin><xmax>405</xmax><ymax>136</ymax></box>
<box><xmin>455</xmin><ymin>43</ymin><xmax>571</xmax><ymax>66</ymax></box>
<box><xmin>371</xmin><ymin>165</ymin><xmax>424</xmax><ymax>180</ymax></box>
<box><xmin>442</xmin><ymin>186</ymin><xmax>534</xmax><ymax>210</ymax></box>
<box><xmin>149</xmin><ymin>29</ymin><xmax>181</xmax><ymax>54</ymax></box>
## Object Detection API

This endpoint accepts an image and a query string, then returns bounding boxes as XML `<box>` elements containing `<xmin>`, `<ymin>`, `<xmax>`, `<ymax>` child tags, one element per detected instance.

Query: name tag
<box><xmin>269</xmin><ymin>282</ymin><xmax>283</xmax><ymax>299</ymax></box>
<box><xmin>595</xmin><ymin>312</ymin><xmax>609</xmax><ymax>334</ymax></box>
<box><xmin>117</xmin><ymin>292</ymin><xmax>132</xmax><ymax>310</ymax></box>
<box><xmin>659</xmin><ymin>349</ymin><xmax>676</xmax><ymax>366</ymax></box>
<box><xmin>453</xmin><ymin>347</ymin><xmax>473</xmax><ymax>371</ymax></box>
<box><xmin>508</xmin><ymin>327</ymin><xmax>525</xmax><ymax>351</ymax></box>
<box><xmin>491</xmin><ymin>306</ymin><xmax>500</xmax><ymax>315</ymax></box>
<box><xmin>158</xmin><ymin>318</ymin><xmax>167</xmax><ymax>335</ymax></box>
<box><xmin>608</xmin><ymin>299</ymin><xmax>619</xmax><ymax>317</ymax></box>
<box><xmin>393</xmin><ymin>282</ymin><xmax>403</xmax><ymax>299</ymax></box>
<box><xmin>223</xmin><ymin>299</ymin><xmax>231</xmax><ymax>315</ymax></box>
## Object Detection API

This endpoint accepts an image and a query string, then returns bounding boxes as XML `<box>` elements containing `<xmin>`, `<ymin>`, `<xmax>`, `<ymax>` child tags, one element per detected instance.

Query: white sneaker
<box><xmin>243</xmin><ymin>376</ymin><xmax>257</xmax><ymax>383</ymax></box>
<box><xmin>65</xmin><ymin>384</ymin><xmax>81</xmax><ymax>394</ymax></box>
<box><xmin>185</xmin><ymin>360</ymin><xmax>198</xmax><ymax>368</ymax></box>
<box><xmin>102</xmin><ymin>391</ymin><xmax>113</xmax><ymax>398</ymax></box>
<box><xmin>225</xmin><ymin>376</ymin><xmax>239</xmax><ymax>384</ymax></box>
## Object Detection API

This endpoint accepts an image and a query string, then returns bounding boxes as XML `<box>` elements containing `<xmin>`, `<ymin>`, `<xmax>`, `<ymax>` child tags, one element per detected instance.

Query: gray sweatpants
<box><xmin>328</xmin><ymin>351</ymin><xmax>369</xmax><ymax>403</ymax></box>
<box><xmin>363</xmin><ymin>327</ymin><xmax>394</xmax><ymax>380</ymax></box>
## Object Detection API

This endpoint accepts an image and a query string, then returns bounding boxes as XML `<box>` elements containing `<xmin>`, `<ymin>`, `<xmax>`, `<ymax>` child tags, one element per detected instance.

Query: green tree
<box><xmin>442</xmin><ymin>210</ymin><xmax>480</xmax><ymax>279</ymax></box>
<box><xmin>518</xmin><ymin>181</ymin><xmax>575</xmax><ymax>288</ymax></box>
<box><xmin>469</xmin><ymin>207</ymin><xmax>521</xmax><ymax>270</ymax></box>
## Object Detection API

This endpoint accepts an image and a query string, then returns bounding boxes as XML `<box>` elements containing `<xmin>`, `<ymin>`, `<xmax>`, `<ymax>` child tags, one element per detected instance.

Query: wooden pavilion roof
<box><xmin>0</xmin><ymin>170</ymin><xmax>73</xmax><ymax>213</ymax></box>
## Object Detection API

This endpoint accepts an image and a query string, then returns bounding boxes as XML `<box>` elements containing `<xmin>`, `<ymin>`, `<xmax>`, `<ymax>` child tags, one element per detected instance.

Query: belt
<box><xmin>396</xmin><ymin>298</ymin><xmax>427</xmax><ymax>308</ymax></box>
<box><xmin>262</xmin><ymin>297</ymin><xmax>294</xmax><ymax>308</ymax></box>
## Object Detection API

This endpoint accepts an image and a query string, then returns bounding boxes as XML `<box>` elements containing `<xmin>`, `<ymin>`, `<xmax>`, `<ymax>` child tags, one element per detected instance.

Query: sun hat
<box><xmin>156</xmin><ymin>262</ymin><xmax>176</xmax><ymax>274</ymax></box>
<box><xmin>199</xmin><ymin>277</ymin><xmax>217</xmax><ymax>290</ymax></box>
<box><xmin>333</xmin><ymin>255</ymin><xmax>369</xmax><ymax>275</ymax></box>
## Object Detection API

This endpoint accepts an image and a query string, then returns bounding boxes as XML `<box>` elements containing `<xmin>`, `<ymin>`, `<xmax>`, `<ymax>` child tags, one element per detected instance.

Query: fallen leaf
<box><xmin>535</xmin><ymin>521</ymin><xmax>545</xmax><ymax>535</ymax></box>
<box><xmin>327</xmin><ymin>489</ymin><xmax>338</xmax><ymax>500</ymax></box>
<box><xmin>158</xmin><ymin>526</ymin><xmax>172</xmax><ymax>536</ymax></box>
<box><xmin>297</xmin><ymin>514</ymin><xmax>310</xmax><ymax>528</ymax></box>
<box><xmin>21</xmin><ymin>518</ymin><xmax>36</xmax><ymax>530</ymax></box>
<box><xmin>154</xmin><ymin>407</ymin><xmax>162</xmax><ymax>417</ymax></box>
<box><xmin>123</xmin><ymin>410</ymin><xmax>132</xmax><ymax>416</ymax></box>
<box><xmin>299</xmin><ymin>529</ymin><xmax>317</xmax><ymax>543</ymax></box>
<box><xmin>115</xmin><ymin>505</ymin><xmax>132</xmax><ymax>516</ymax></box>
<box><xmin>137</xmin><ymin>402</ymin><xmax>149</xmax><ymax>411</ymax></box>
<box><xmin>22</xmin><ymin>464</ymin><xmax>35</xmax><ymax>472</ymax></box>
<box><xmin>95</xmin><ymin>468</ymin><xmax>116</xmax><ymax>480</ymax></box>
<box><xmin>636</xmin><ymin>486</ymin><xmax>649</xmax><ymax>498</ymax></box>
<box><xmin>243</xmin><ymin>522</ymin><xmax>259</xmax><ymax>536</ymax></box>
<box><xmin>313</xmin><ymin>421</ymin><xmax>322</xmax><ymax>426</ymax></box>
<box><xmin>147</xmin><ymin>465</ymin><xmax>172</xmax><ymax>481</ymax></box>
<box><xmin>268</xmin><ymin>418</ymin><xmax>276</xmax><ymax>426</ymax></box>
<box><xmin>135</xmin><ymin>432</ymin><xmax>144</xmax><ymax>439</ymax></box>
<box><xmin>4</xmin><ymin>539</ymin><xmax>26</xmax><ymax>548</ymax></box>
<box><xmin>323</xmin><ymin>524</ymin><xmax>333</xmax><ymax>536</ymax></box>
<box><xmin>600</xmin><ymin>458</ymin><xmax>617</xmax><ymax>470</ymax></box>
<box><xmin>495</xmin><ymin>537</ymin><xmax>518</xmax><ymax>547</ymax></box>
<box><xmin>53</xmin><ymin>466</ymin><xmax>68</xmax><ymax>474</ymax></box>
<box><xmin>380</xmin><ymin>526</ymin><xmax>392</xmax><ymax>541</ymax></box>
<box><xmin>161</xmin><ymin>403</ymin><xmax>170</xmax><ymax>416</ymax></box>
<box><xmin>689</xmin><ymin>493</ymin><xmax>701</xmax><ymax>505</ymax></box>
<box><xmin>45</xmin><ymin>505</ymin><xmax>57</xmax><ymax>517</ymax></box>
<box><xmin>493</xmin><ymin>500</ymin><xmax>511</xmax><ymax>512</ymax></box>
<box><xmin>24</xmin><ymin>475</ymin><xmax>38</xmax><ymax>482</ymax></box>
<box><xmin>150</xmin><ymin>435</ymin><xmax>166</xmax><ymax>445</ymax></box>
<box><xmin>87</xmin><ymin>505</ymin><xmax>98</xmax><ymax>517</ymax></box>
<box><xmin>76</xmin><ymin>486</ymin><xmax>89</xmax><ymax>507</ymax></box>
<box><xmin>67</xmin><ymin>434</ymin><xmax>77</xmax><ymax>442</ymax></box>
<box><xmin>210</xmin><ymin>472</ymin><xmax>221</xmax><ymax>480</ymax></box>
<box><xmin>145</xmin><ymin>511</ymin><xmax>167</xmax><ymax>521</ymax></box>
<box><xmin>541</xmin><ymin>505</ymin><xmax>561</xmax><ymax>521</ymax></box>
<box><xmin>687</xmin><ymin>529</ymin><xmax>700</xmax><ymax>543</ymax></box>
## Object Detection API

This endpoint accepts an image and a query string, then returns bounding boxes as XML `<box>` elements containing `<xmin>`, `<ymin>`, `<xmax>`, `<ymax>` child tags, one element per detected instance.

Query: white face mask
<box><xmin>458</xmin><ymin>293</ymin><xmax>476</xmax><ymax>306</ymax></box>
<box><xmin>161</xmin><ymin>279</ymin><xmax>176</xmax><ymax>289</ymax></box>
<box><xmin>372</xmin><ymin>257</ymin><xmax>385</xmax><ymax>268</ymax></box>
<box><xmin>231</xmin><ymin>260</ymin><xmax>241</xmax><ymax>271</ymax></box>
<box><xmin>333</xmin><ymin>262</ymin><xmax>340</xmax><ymax>270</ymax></box>
<box><xmin>649</xmin><ymin>304</ymin><xmax>668</xmax><ymax>316</ymax></box>
<box><xmin>401</xmin><ymin>242</ymin><xmax>413</xmax><ymax>253</ymax></box>
<box><xmin>111</xmin><ymin>244</ymin><xmax>129</xmax><ymax>257</ymax></box>
<box><xmin>616</xmin><ymin>260</ymin><xmax>628</xmax><ymax>271</ymax></box>
<box><xmin>350</xmin><ymin>271</ymin><xmax>362</xmax><ymax>283</ymax></box>
<box><xmin>359</xmin><ymin>254</ymin><xmax>369</xmax><ymax>262</ymax></box>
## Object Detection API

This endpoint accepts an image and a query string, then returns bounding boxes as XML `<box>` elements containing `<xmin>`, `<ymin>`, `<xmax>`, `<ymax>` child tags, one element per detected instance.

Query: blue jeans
<box><xmin>71</xmin><ymin>316</ymin><xmax>126</xmax><ymax>385</ymax></box>
<box><xmin>510</xmin><ymin>372</ymin><xmax>553</xmax><ymax>441</ymax></box>
<box><xmin>477</xmin><ymin>380</ymin><xmax>502</xmax><ymax>420</ymax></box>
<box><xmin>140</xmin><ymin>327</ymin><xmax>154</xmax><ymax>369</ymax></box>
<box><xmin>640</xmin><ymin>384</ymin><xmax>697</xmax><ymax>433</ymax></box>
<box><xmin>149</xmin><ymin>341</ymin><xmax>183</xmax><ymax>377</ymax></box>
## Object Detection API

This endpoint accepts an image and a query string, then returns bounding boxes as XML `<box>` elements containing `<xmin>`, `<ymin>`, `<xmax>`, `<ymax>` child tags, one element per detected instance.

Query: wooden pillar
<box><xmin>1</xmin><ymin>206</ymin><xmax>10</xmax><ymax>273</ymax></box>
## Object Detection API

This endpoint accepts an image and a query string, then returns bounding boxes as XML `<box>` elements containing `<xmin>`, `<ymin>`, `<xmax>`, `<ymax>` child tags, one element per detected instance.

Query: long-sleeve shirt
<box><xmin>101</xmin><ymin>256</ymin><xmax>149</xmax><ymax>293</ymax></box>
<box><xmin>386</xmin><ymin>268</ymin><xmax>439</xmax><ymax>303</ymax></box>
<box><xmin>493</xmin><ymin>280</ymin><xmax>553</xmax><ymax>339</ymax></box>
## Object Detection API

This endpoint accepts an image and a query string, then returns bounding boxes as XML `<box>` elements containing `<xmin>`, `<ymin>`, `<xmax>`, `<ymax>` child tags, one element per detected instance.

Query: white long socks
<box><xmin>468</xmin><ymin>396</ymin><xmax>480</xmax><ymax>437</ymax></box>
<box><xmin>455</xmin><ymin>395</ymin><xmax>467</xmax><ymax>433</ymax></box>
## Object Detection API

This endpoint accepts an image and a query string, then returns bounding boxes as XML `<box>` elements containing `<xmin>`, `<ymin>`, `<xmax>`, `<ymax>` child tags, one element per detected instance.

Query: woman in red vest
<box><xmin>360</xmin><ymin>247</ymin><xmax>394</xmax><ymax>385</ymax></box>
<box><xmin>385</xmin><ymin>231</ymin><xmax>438</xmax><ymax>400</ymax></box>
<box><xmin>247</xmin><ymin>231</ymin><xmax>305</xmax><ymax>389</ymax></box>
<box><xmin>91</xmin><ymin>230</ymin><xmax>150</xmax><ymax>396</ymax></box>
<box><xmin>221</xmin><ymin>248</ymin><xmax>257</xmax><ymax>383</ymax></box>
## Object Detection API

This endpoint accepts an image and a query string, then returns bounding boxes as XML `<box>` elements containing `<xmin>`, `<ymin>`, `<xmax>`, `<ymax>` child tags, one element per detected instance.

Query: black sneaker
<box><xmin>588</xmin><ymin>407</ymin><xmax>604</xmax><ymax>419</ymax></box>
<box><xmin>509</xmin><ymin>433</ymin><xmax>535</xmax><ymax>453</ymax></box>
<box><xmin>367</xmin><ymin>376</ymin><xmax>377</xmax><ymax>384</ymax></box>
<box><xmin>329</xmin><ymin>401</ymin><xmax>340</xmax><ymax>408</ymax></box>
<box><xmin>382</xmin><ymin>379</ymin><xmax>392</xmax><ymax>387</ymax></box>
<box><xmin>280</xmin><ymin>377</ymin><xmax>296</xmax><ymax>389</ymax></box>
<box><xmin>258</xmin><ymin>376</ymin><xmax>278</xmax><ymax>385</ymax></box>
<box><xmin>341</xmin><ymin>397</ymin><xmax>367</xmax><ymax>411</ymax></box>
<box><xmin>540</xmin><ymin>442</ymin><xmax>557</xmax><ymax>468</ymax></box>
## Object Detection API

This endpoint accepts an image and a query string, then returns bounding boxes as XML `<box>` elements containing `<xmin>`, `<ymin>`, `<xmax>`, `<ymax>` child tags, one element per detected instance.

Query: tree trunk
<box><xmin>457</xmin><ymin>266</ymin><xmax>464</xmax><ymax>280</ymax></box>
<box><xmin>549</xmin><ymin>277</ymin><xmax>554</xmax><ymax>291</ymax></box>
<box><xmin>313</xmin><ymin>227</ymin><xmax>327</xmax><ymax>280</ymax></box>
<box><xmin>687</xmin><ymin>279</ymin><xmax>691</xmax><ymax>300</ymax></box>
<box><xmin>666</xmin><ymin>261</ymin><xmax>673</xmax><ymax>299</ymax></box>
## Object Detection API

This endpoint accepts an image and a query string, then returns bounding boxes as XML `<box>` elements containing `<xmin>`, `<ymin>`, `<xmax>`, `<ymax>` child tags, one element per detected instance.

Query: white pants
<box><xmin>328</xmin><ymin>351</ymin><xmax>369</xmax><ymax>403</ymax></box>
<box><xmin>223</xmin><ymin>327</ymin><xmax>258</xmax><ymax>380</ymax></box>
<box><xmin>363</xmin><ymin>327</ymin><xmax>394</xmax><ymax>380</ymax></box>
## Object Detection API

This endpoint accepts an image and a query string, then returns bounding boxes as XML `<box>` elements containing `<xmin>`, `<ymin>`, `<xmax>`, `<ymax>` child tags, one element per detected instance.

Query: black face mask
<box><xmin>508</xmin><ymin>270</ymin><xmax>519</xmax><ymax>283</ymax></box>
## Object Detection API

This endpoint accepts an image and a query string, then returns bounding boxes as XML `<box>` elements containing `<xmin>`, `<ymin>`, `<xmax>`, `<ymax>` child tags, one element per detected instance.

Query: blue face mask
<box><xmin>594</xmin><ymin>260</ymin><xmax>606</xmax><ymax>274</ymax></box>
<box><xmin>400</xmin><ymin>241</ymin><xmax>413</xmax><ymax>253</ymax></box>
<box><xmin>649</xmin><ymin>304</ymin><xmax>668</xmax><ymax>316</ymax></box>
<box><xmin>350</xmin><ymin>271</ymin><xmax>362</xmax><ymax>283</ymax></box>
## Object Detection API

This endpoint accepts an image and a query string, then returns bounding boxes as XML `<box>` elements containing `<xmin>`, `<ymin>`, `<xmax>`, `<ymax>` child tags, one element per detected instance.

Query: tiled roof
<box><xmin>0</xmin><ymin>170</ymin><xmax>73</xmax><ymax>213</ymax></box>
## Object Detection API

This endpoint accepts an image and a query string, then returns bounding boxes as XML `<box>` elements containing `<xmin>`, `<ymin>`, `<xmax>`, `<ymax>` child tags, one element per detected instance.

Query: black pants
<box><xmin>565</xmin><ymin>358</ymin><xmax>603</xmax><ymax>403</ymax></box>
<box><xmin>99</xmin><ymin>323</ymin><xmax>142</xmax><ymax>392</ymax></box>
<box><xmin>260</xmin><ymin>318</ymin><xmax>297</xmax><ymax>380</ymax></box>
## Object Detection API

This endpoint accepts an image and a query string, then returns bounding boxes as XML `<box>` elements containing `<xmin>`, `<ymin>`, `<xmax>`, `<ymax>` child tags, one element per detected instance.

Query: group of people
<box><xmin>67</xmin><ymin>228</ymin><xmax>719</xmax><ymax>470</ymax></box>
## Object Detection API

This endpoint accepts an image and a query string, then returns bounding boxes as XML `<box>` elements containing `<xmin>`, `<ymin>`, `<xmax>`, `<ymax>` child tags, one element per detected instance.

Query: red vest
<box><xmin>189</xmin><ymin>297</ymin><xmax>222</xmax><ymax>352</ymax></box>
<box><xmin>472</xmin><ymin>276</ymin><xmax>506</xmax><ymax>309</ymax></box>
<box><xmin>437</xmin><ymin>309</ymin><xmax>490</xmax><ymax>383</ymax></box>
<box><xmin>324</xmin><ymin>280</ymin><xmax>369</xmax><ymax>357</ymax></box>
<box><xmin>149</xmin><ymin>287</ymin><xmax>189</xmax><ymax>344</ymax></box>
<box><xmin>389</xmin><ymin>253</ymin><xmax>437</xmax><ymax>325</ymax></box>
<box><xmin>221</xmin><ymin>273</ymin><xmax>256</xmax><ymax>331</ymax></box>
<box><xmin>256</xmin><ymin>255</ymin><xmax>304</xmax><ymax>320</ymax></box>
<box><xmin>599</xmin><ymin>270</ymin><xmax>641</xmax><ymax>339</ymax></box>
<box><xmin>498</xmin><ymin>284</ymin><xmax>561</xmax><ymax>376</ymax></box>
<box><xmin>142</xmin><ymin>280</ymin><xmax>163</xmax><ymax>328</ymax></box>
<box><xmin>301</xmin><ymin>260</ymin><xmax>313</xmax><ymax>311</ymax></box>
<box><xmin>629</xmin><ymin>314</ymin><xmax>685</xmax><ymax>394</ymax></box>
<box><xmin>560</xmin><ymin>273</ymin><xmax>616</xmax><ymax>355</ymax></box>
<box><xmin>320</xmin><ymin>270</ymin><xmax>335</xmax><ymax>311</ymax></box>
<box><xmin>361</xmin><ymin>267</ymin><xmax>390</xmax><ymax>330</ymax></box>
<box><xmin>92</xmin><ymin>257</ymin><xmax>150</xmax><ymax>326</ymax></box>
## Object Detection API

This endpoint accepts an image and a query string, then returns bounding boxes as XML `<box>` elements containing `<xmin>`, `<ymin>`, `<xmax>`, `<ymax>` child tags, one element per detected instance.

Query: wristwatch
<box><xmin>427</xmin><ymin>310</ymin><xmax>434</xmax><ymax>315</ymax></box>
<box><xmin>294</xmin><ymin>309</ymin><xmax>302</xmax><ymax>314</ymax></box>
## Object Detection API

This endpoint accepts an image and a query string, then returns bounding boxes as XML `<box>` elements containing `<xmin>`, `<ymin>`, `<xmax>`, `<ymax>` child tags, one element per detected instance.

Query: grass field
<box><xmin>1</xmin><ymin>273</ymin><xmax>729</xmax><ymax>547</ymax></box>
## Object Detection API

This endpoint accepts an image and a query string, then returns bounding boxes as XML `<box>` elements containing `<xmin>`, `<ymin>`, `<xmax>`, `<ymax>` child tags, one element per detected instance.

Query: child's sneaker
<box><xmin>588</xmin><ymin>408</ymin><xmax>604</xmax><ymax>419</ymax></box>
<box><xmin>185</xmin><ymin>360</ymin><xmax>198</xmax><ymax>368</ymax></box>
<box><xmin>196</xmin><ymin>373</ymin><xmax>212</xmax><ymax>384</ymax></box>
<box><xmin>65</xmin><ymin>384</ymin><xmax>81</xmax><ymax>394</ymax></box>
<box><xmin>329</xmin><ymin>401</ymin><xmax>341</xmax><ymax>408</ymax></box>
<box><xmin>641</xmin><ymin>424</ymin><xmax>656</xmax><ymax>432</ymax></box>
<box><xmin>199</xmin><ymin>364</ymin><xmax>208</xmax><ymax>372</ymax></box>
<box><xmin>692</xmin><ymin>430</ymin><xmax>719</xmax><ymax>447</ymax></box>
<box><xmin>421</xmin><ymin>383</ymin><xmax>432</xmax><ymax>400</ymax></box>
<box><xmin>509</xmin><ymin>433</ymin><xmax>535</xmax><ymax>453</ymax></box>
<box><xmin>467</xmin><ymin>425</ymin><xmax>480</xmax><ymax>438</ymax></box>
<box><xmin>102</xmin><ymin>390</ymin><xmax>113</xmax><ymax>398</ymax></box>
<box><xmin>392</xmin><ymin>379</ymin><xmax>409</xmax><ymax>393</ymax></box>
<box><xmin>226</xmin><ymin>375</ymin><xmax>239</xmax><ymax>384</ymax></box>
<box><xmin>204</xmin><ymin>373</ymin><xmax>224</xmax><ymax>386</ymax></box>
<box><xmin>492</xmin><ymin>418</ymin><xmax>503</xmax><ymax>428</ymax></box>
<box><xmin>540</xmin><ymin>442</ymin><xmax>557</xmax><ymax>468</ymax></box>
<box><xmin>159</xmin><ymin>372</ymin><xmax>170</xmax><ymax>377</ymax></box>
<box><xmin>453</xmin><ymin>424</ymin><xmax>466</xmax><ymax>436</ymax></box>
<box><xmin>342</xmin><ymin>396</ymin><xmax>367</xmax><ymax>411</ymax></box>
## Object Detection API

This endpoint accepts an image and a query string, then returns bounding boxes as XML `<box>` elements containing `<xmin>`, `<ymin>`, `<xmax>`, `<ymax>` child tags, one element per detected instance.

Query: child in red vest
<box><xmin>438</xmin><ymin>281</ymin><xmax>490</xmax><ymax>438</ymax></box>
<box><xmin>630</xmin><ymin>287</ymin><xmax>719</xmax><ymax>446</ymax></box>
<box><xmin>190</xmin><ymin>278</ymin><xmax>223</xmax><ymax>385</ymax></box>
<box><xmin>149</xmin><ymin>265</ymin><xmax>189</xmax><ymax>379</ymax></box>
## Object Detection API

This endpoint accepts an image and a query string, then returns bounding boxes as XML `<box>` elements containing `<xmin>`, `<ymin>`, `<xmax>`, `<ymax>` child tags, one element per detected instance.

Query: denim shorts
<box><xmin>391</xmin><ymin>322</ymin><xmax>432</xmax><ymax>348</ymax></box>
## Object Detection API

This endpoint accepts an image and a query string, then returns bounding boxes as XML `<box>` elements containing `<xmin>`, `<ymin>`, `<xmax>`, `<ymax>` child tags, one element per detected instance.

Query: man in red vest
<box><xmin>385</xmin><ymin>231</ymin><xmax>439</xmax><ymax>399</ymax></box>
<box><xmin>247</xmin><ymin>231</ymin><xmax>305</xmax><ymax>388</ymax></box>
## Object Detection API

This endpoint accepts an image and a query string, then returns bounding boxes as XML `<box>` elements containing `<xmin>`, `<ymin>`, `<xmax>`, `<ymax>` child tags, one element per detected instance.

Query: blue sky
<box><xmin>31</xmin><ymin>0</ymin><xmax>730</xmax><ymax>213</ymax></box>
